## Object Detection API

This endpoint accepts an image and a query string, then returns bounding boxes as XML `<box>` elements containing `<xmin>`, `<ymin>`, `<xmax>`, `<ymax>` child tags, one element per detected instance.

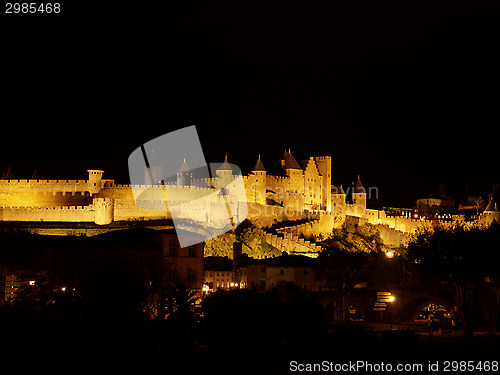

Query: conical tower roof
<box><xmin>31</xmin><ymin>169</ymin><xmax>42</xmax><ymax>179</ymax></box>
<box><xmin>279</xmin><ymin>149</ymin><xmax>302</xmax><ymax>170</ymax></box>
<box><xmin>217</xmin><ymin>153</ymin><xmax>232</xmax><ymax>171</ymax></box>
<box><xmin>485</xmin><ymin>196</ymin><xmax>499</xmax><ymax>212</ymax></box>
<box><xmin>2</xmin><ymin>167</ymin><xmax>15</xmax><ymax>180</ymax></box>
<box><xmin>251</xmin><ymin>155</ymin><xmax>266</xmax><ymax>172</ymax></box>
<box><xmin>178</xmin><ymin>158</ymin><xmax>191</xmax><ymax>173</ymax></box>
<box><xmin>354</xmin><ymin>174</ymin><xmax>365</xmax><ymax>194</ymax></box>
<box><xmin>332</xmin><ymin>185</ymin><xmax>345</xmax><ymax>195</ymax></box>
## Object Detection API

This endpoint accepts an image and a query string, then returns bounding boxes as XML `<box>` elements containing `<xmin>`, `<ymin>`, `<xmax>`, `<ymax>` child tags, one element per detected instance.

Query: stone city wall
<box><xmin>0</xmin><ymin>204</ymin><xmax>94</xmax><ymax>222</ymax></box>
<box><xmin>264</xmin><ymin>231</ymin><xmax>323</xmax><ymax>258</ymax></box>
<box><xmin>0</xmin><ymin>179</ymin><xmax>92</xmax><ymax>207</ymax></box>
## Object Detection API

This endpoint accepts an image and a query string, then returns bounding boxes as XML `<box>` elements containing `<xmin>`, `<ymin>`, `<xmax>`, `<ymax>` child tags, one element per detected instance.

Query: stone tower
<box><xmin>279</xmin><ymin>150</ymin><xmax>304</xmax><ymax>210</ymax></box>
<box><xmin>279</xmin><ymin>149</ymin><xmax>302</xmax><ymax>178</ymax></box>
<box><xmin>314</xmin><ymin>156</ymin><xmax>332</xmax><ymax>212</ymax></box>
<box><xmin>331</xmin><ymin>185</ymin><xmax>346</xmax><ymax>216</ymax></box>
<box><xmin>87</xmin><ymin>170</ymin><xmax>104</xmax><ymax>195</ymax></box>
<box><xmin>145</xmin><ymin>165</ymin><xmax>163</xmax><ymax>185</ymax></box>
<box><xmin>215</xmin><ymin>153</ymin><xmax>233</xmax><ymax>190</ymax></box>
<box><xmin>479</xmin><ymin>194</ymin><xmax>500</xmax><ymax>226</ymax></box>
<box><xmin>176</xmin><ymin>158</ymin><xmax>192</xmax><ymax>187</ymax></box>
<box><xmin>249</xmin><ymin>155</ymin><xmax>266</xmax><ymax>205</ymax></box>
<box><xmin>93</xmin><ymin>197</ymin><xmax>114</xmax><ymax>225</ymax></box>
<box><xmin>352</xmin><ymin>174</ymin><xmax>366</xmax><ymax>216</ymax></box>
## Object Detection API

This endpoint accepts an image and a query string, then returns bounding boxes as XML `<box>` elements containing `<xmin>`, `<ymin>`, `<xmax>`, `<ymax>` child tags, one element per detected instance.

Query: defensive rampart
<box><xmin>0</xmin><ymin>198</ymin><xmax>114</xmax><ymax>225</ymax></box>
<box><xmin>0</xmin><ymin>179</ymin><xmax>92</xmax><ymax>207</ymax></box>
<box><xmin>0</xmin><ymin>204</ymin><xmax>94</xmax><ymax>222</ymax></box>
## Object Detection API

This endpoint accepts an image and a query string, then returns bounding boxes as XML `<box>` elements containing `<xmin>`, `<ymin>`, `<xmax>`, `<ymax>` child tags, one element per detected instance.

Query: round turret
<box><xmin>480</xmin><ymin>195</ymin><xmax>500</xmax><ymax>226</ymax></box>
<box><xmin>93</xmin><ymin>197</ymin><xmax>114</xmax><ymax>225</ymax></box>
<box><xmin>352</xmin><ymin>174</ymin><xmax>367</xmax><ymax>216</ymax></box>
<box><xmin>176</xmin><ymin>158</ymin><xmax>192</xmax><ymax>187</ymax></box>
<box><xmin>215</xmin><ymin>154</ymin><xmax>234</xmax><ymax>190</ymax></box>
<box><xmin>251</xmin><ymin>154</ymin><xmax>266</xmax><ymax>174</ymax></box>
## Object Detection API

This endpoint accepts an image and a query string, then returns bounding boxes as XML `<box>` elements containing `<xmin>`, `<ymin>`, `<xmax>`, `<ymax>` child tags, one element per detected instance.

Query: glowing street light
<box><xmin>386</xmin><ymin>251</ymin><xmax>394</xmax><ymax>258</ymax></box>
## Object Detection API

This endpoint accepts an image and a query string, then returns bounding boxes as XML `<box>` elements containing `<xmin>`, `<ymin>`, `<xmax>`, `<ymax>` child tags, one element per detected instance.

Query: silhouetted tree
<box><xmin>316</xmin><ymin>247</ymin><xmax>375</xmax><ymax>321</ymax></box>
<box><xmin>163</xmin><ymin>282</ymin><xmax>201</xmax><ymax>346</ymax></box>
<box><xmin>405</xmin><ymin>223</ymin><xmax>500</xmax><ymax>336</ymax></box>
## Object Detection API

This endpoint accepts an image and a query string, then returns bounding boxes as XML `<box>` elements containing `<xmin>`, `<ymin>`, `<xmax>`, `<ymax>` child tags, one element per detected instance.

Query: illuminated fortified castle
<box><xmin>0</xmin><ymin>151</ymin><xmax>335</xmax><ymax>226</ymax></box>
<box><xmin>0</xmin><ymin>151</ymin><xmax>498</xmax><ymax>246</ymax></box>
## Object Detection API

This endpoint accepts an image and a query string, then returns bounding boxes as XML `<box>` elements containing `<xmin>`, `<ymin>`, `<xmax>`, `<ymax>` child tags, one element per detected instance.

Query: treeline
<box><xmin>0</xmin><ymin>222</ymin><xmax>499</xmax><ymax>368</ymax></box>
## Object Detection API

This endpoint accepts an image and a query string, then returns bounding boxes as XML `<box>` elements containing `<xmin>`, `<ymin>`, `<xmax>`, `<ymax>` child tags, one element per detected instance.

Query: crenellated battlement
<box><xmin>0</xmin><ymin>179</ymin><xmax>88</xmax><ymax>185</ymax></box>
<box><xmin>267</xmin><ymin>175</ymin><xmax>289</xmax><ymax>183</ymax></box>
<box><xmin>105</xmin><ymin>183</ymin><xmax>214</xmax><ymax>191</ymax></box>
<box><xmin>314</xmin><ymin>156</ymin><xmax>330</xmax><ymax>161</ymax></box>
<box><xmin>0</xmin><ymin>205</ymin><xmax>89</xmax><ymax>210</ymax></box>
<box><xmin>0</xmin><ymin>204</ymin><xmax>94</xmax><ymax>223</ymax></box>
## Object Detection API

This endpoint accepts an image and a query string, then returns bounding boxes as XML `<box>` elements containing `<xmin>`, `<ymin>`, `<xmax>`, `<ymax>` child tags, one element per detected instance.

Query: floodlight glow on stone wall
<box><xmin>128</xmin><ymin>125</ymin><xmax>248</xmax><ymax>247</ymax></box>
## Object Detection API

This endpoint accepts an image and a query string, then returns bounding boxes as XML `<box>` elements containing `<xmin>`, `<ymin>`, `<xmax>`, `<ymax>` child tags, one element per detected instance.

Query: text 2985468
<box><xmin>5</xmin><ymin>3</ymin><xmax>60</xmax><ymax>14</ymax></box>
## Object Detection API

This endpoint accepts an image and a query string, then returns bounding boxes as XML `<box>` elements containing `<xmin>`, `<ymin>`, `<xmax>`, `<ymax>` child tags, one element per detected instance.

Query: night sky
<box><xmin>1</xmin><ymin>0</ymin><xmax>499</xmax><ymax>207</ymax></box>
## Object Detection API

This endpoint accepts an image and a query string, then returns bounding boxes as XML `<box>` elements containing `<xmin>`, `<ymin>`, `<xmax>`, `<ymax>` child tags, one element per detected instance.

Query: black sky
<box><xmin>1</xmin><ymin>0</ymin><xmax>499</xmax><ymax>207</ymax></box>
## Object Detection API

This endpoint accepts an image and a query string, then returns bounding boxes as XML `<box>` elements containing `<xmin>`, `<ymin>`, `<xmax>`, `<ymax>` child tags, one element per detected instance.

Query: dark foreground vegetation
<box><xmin>0</xmin><ymin>225</ymin><xmax>499</xmax><ymax>372</ymax></box>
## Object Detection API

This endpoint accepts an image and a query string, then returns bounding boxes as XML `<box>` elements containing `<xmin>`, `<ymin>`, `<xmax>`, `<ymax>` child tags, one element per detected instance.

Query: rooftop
<box><xmin>251</xmin><ymin>155</ymin><xmax>266</xmax><ymax>172</ymax></box>
<box><xmin>354</xmin><ymin>174</ymin><xmax>365</xmax><ymax>194</ymax></box>
<box><xmin>217</xmin><ymin>154</ymin><xmax>232</xmax><ymax>171</ymax></box>
<box><xmin>279</xmin><ymin>150</ymin><xmax>302</xmax><ymax>171</ymax></box>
